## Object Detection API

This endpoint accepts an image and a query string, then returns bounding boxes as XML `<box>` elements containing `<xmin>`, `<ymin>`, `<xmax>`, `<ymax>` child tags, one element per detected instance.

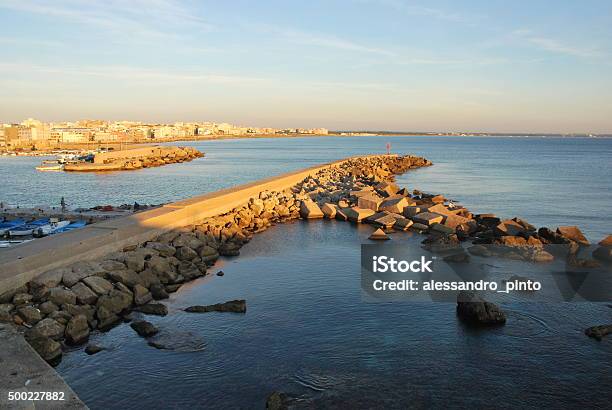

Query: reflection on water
<box><xmin>56</xmin><ymin>220</ymin><xmax>612</xmax><ymax>409</ymax></box>
<box><xmin>1</xmin><ymin>136</ymin><xmax>610</xmax><ymax>239</ymax></box>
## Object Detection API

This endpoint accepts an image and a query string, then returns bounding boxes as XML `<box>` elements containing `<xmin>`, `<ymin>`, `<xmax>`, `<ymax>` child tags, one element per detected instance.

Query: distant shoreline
<box><xmin>1</xmin><ymin>132</ymin><xmax>610</xmax><ymax>157</ymax></box>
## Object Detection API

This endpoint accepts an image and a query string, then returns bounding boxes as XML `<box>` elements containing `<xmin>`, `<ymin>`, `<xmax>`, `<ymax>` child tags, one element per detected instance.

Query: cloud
<box><xmin>512</xmin><ymin>29</ymin><xmax>604</xmax><ymax>58</ymax></box>
<box><xmin>0</xmin><ymin>0</ymin><xmax>214</xmax><ymax>41</ymax></box>
<box><xmin>0</xmin><ymin>63</ymin><xmax>263</xmax><ymax>84</ymax></box>
<box><xmin>358</xmin><ymin>0</ymin><xmax>481</xmax><ymax>23</ymax></box>
<box><xmin>251</xmin><ymin>24</ymin><xmax>397</xmax><ymax>57</ymax></box>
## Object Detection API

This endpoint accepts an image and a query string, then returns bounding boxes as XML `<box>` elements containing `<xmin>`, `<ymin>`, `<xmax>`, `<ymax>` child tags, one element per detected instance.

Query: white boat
<box><xmin>0</xmin><ymin>239</ymin><xmax>34</xmax><ymax>248</ymax></box>
<box><xmin>33</xmin><ymin>220</ymin><xmax>70</xmax><ymax>237</ymax></box>
<box><xmin>8</xmin><ymin>218</ymin><xmax>50</xmax><ymax>236</ymax></box>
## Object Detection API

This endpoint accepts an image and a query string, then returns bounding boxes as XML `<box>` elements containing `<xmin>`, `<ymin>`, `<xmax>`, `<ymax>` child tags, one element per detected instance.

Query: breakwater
<box><xmin>0</xmin><ymin>153</ymin><xmax>609</xmax><ymax>368</ymax></box>
<box><xmin>63</xmin><ymin>146</ymin><xmax>203</xmax><ymax>172</ymax></box>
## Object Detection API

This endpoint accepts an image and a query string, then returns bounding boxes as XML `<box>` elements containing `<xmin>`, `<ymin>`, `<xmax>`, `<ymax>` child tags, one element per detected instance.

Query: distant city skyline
<box><xmin>1</xmin><ymin>0</ymin><xmax>611</xmax><ymax>133</ymax></box>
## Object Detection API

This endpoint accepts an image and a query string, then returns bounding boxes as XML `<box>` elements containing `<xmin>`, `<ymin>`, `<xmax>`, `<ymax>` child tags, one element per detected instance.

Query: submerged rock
<box><xmin>85</xmin><ymin>344</ymin><xmax>105</xmax><ymax>355</ymax></box>
<box><xmin>135</xmin><ymin>303</ymin><xmax>168</xmax><ymax>316</ymax></box>
<box><xmin>184</xmin><ymin>299</ymin><xmax>246</xmax><ymax>313</ymax></box>
<box><xmin>130</xmin><ymin>320</ymin><xmax>159</xmax><ymax>337</ymax></box>
<box><xmin>585</xmin><ymin>325</ymin><xmax>612</xmax><ymax>341</ymax></box>
<box><xmin>456</xmin><ymin>291</ymin><xmax>506</xmax><ymax>325</ymax></box>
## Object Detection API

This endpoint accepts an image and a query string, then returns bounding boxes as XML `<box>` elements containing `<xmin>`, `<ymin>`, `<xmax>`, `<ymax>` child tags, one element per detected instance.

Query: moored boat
<box><xmin>0</xmin><ymin>218</ymin><xmax>26</xmax><ymax>236</ymax></box>
<box><xmin>8</xmin><ymin>218</ymin><xmax>51</xmax><ymax>236</ymax></box>
<box><xmin>53</xmin><ymin>219</ymin><xmax>87</xmax><ymax>233</ymax></box>
<box><xmin>33</xmin><ymin>219</ymin><xmax>71</xmax><ymax>237</ymax></box>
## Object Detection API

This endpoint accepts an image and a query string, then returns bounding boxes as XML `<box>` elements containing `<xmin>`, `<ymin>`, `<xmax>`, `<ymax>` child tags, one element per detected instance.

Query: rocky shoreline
<box><xmin>0</xmin><ymin>153</ymin><xmax>610</xmax><ymax>366</ymax></box>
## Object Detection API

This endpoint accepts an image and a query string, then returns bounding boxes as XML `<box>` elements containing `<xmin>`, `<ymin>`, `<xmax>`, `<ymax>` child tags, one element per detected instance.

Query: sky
<box><xmin>0</xmin><ymin>0</ymin><xmax>611</xmax><ymax>133</ymax></box>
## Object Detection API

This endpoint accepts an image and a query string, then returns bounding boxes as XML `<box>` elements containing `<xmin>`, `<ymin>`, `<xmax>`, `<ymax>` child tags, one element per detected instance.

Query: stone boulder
<box><xmin>26</xmin><ymin>336</ymin><xmax>62</xmax><ymax>363</ymax></box>
<box><xmin>83</xmin><ymin>276</ymin><xmax>114</xmax><ymax>296</ymax></box>
<box><xmin>133</xmin><ymin>284</ymin><xmax>153</xmax><ymax>305</ymax></box>
<box><xmin>71</xmin><ymin>282</ymin><xmax>99</xmax><ymax>305</ymax></box>
<box><xmin>47</xmin><ymin>287</ymin><xmax>77</xmax><ymax>306</ymax></box>
<box><xmin>0</xmin><ymin>303</ymin><xmax>15</xmax><ymax>322</ymax></box>
<box><xmin>30</xmin><ymin>268</ymin><xmax>68</xmax><ymax>289</ymax></box>
<box><xmin>557</xmin><ymin>226</ymin><xmax>589</xmax><ymax>246</ymax></box>
<box><xmin>357</xmin><ymin>194</ymin><xmax>383</xmax><ymax>211</ymax></box>
<box><xmin>585</xmin><ymin>325</ymin><xmax>612</xmax><ymax>341</ymax></box>
<box><xmin>456</xmin><ymin>291</ymin><xmax>506</xmax><ymax>325</ymax></box>
<box><xmin>135</xmin><ymin>302</ymin><xmax>168</xmax><ymax>316</ymax></box>
<box><xmin>299</xmin><ymin>200</ymin><xmax>324</xmax><ymax>219</ymax></box>
<box><xmin>344</xmin><ymin>207</ymin><xmax>376</xmax><ymax>223</ymax></box>
<box><xmin>130</xmin><ymin>320</ymin><xmax>159</xmax><ymax>337</ymax></box>
<box><xmin>175</xmin><ymin>246</ymin><xmax>198</xmax><ymax>261</ymax></box>
<box><xmin>146</xmin><ymin>256</ymin><xmax>177</xmax><ymax>284</ymax></box>
<box><xmin>107</xmin><ymin>269</ymin><xmax>142</xmax><ymax>289</ymax></box>
<box><xmin>184</xmin><ymin>299</ymin><xmax>246</xmax><ymax>313</ymax></box>
<box><xmin>28</xmin><ymin>318</ymin><xmax>65</xmax><ymax>340</ymax></box>
<box><xmin>393</xmin><ymin>217</ymin><xmax>413</xmax><ymax>231</ymax></box>
<box><xmin>369</xmin><ymin>228</ymin><xmax>389</xmax><ymax>241</ymax></box>
<box><xmin>65</xmin><ymin>314</ymin><xmax>90</xmax><ymax>345</ymax></box>
<box><xmin>64</xmin><ymin>262</ymin><xmax>106</xmax><ymax>287</ymax></box>
<box><xmin>412</xmin><ymin>212</ymin><xmax>444</xmax><ymax>226</ymax></box>
<box><xmin>17</xmin><ymin>306</ymin><xmax>42</xmax><ymax>325</ymax></box>
<box><xmin>145</xmin><ymin>242</ymin><xmax>177</xmax><ymax>257</ymax></box>
<box><xmin>379</xmin><ymin>197</ymin><xmax>409</xmax><ymax>214</ymax></box>
<box><xmin>321</xmin><ymin>203</ymin><xmax>337</xmax><ymax>219</ymax></box>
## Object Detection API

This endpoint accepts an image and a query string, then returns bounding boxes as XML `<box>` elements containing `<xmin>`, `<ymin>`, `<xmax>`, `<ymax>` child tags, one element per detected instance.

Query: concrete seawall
<box><xmin>0</xmin><ymin>155</ymin><xmax>394</xmax><ymax>299</ymax></box>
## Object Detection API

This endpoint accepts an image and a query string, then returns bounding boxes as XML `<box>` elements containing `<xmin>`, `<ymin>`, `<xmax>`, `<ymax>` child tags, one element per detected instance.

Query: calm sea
<box><xmin>3</xmin><ymin>136</ymin><xmax>608</xmax><ymax>408</ymax></box>
<box><xmin>1</xmin><ymin>136</ymin><xmax>610</xmax><ymax>240</ymax></box>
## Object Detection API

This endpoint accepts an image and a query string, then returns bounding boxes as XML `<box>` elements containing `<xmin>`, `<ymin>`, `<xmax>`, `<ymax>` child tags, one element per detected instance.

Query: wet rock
<box><xmin>150</xmin><ymin>284</ymin><xmax>169</xmax><ymax>300</ymax></box>
<box><xmin>443</xmin><ymin>252</ymin><xmax>470</xmax><ymax>263</ymax></box>
<box><xmin>557</xmin><ymin>226</ymin><xmax>589</xmax><ymax>246</ymax></box>
<box><xmin>199</xmin><ymin>245</ymin><xmax>219</xmax><ymax>263</ymax></box>
<box><xmin>47</xmin><ymin>287</ymin><xmax>77</xmax><ymax>306</ymax></box>
<box><xmin>165</xmin><ymin>284</ymin><xmax>182</xmax><ymax>293</ymax></box>
<box><xmin>133</xmin><ymin>284</ymin><xmax>153</xmax><ymax>306</ymax></box>
<box><xmin>17</xmin><ymin>306</ymin><xmax>42</xmax><ymax>325</ymax></box>
<box><xmin>175</xmin><ymin>246</ymin><xmax>198</xmax><ymax>261</ymax></box>
<box><xmin>538</xmin><ymin>227</ymin><xmax>570</xmax><ymax>245</ymax></box>
<box><xmin>369</xmin><ymin>228</ymin><xmax>389</xmax><ymax>241</ymax></box>
<box><xmin>456</xmin><ymin>291</ymin><xmax>506</xmax><ymax>325</ymax></box>
<box><xmin>130</xmin><ymin>320</ymin><xmax>159</xmax><ymax>337</ymax></box>
<box><xmin>467</xmin><ymin>245</ymin><xmax>492</xmax><ymax>257</ymax></box>
<box><xmin>83</xmin><ymin>276</ymin><xmax>114</xmax><ymax>296</ymax></box>
<box><xmin>410</xmin><ymin>223</ymin><xmax>430</xmax><ymax>233</ymax></box>
<box><xmin>85</xmin><ymin>344</ymin><xmax>104</xmax><ymax>355</ymax></box>
<box><xmin>219</xmin><ymin>242</ymin><xmax>241</xmax><ymax>257</ymax></box>
<box><xmin>26</xmin><ymin>336</ymin><xmax>62</xmax><ymax>364</ymax></box>
<box><xmin>599</xmin><ymin>235</ymin><xmax>612</xmax><ymax>247</ymax></box>
<box><xmin>266</xmin><ymin>391</ymin><xmax>291</xmax><ymax>410</ymax></box>
<box><xmin>135</xmin><ymin>303</ymin><xmax>168</xmax><ymax>316</ymax></box>
<box><xmin>27</xmin><ymin>318</ymin><xmax>65</xmax><ymax>340</ymax></box>
<box><xmin>184</xmin><ymin>299</ymin><xmax>246</xmax><ymax>313</ymax></box>
<box><xmin>495</xmin><ymin>220</ymin><xmax>525</xmax><ymax>236</ymax></box>
<box><xmin>96</xmin><ymin>289</ymin><xmax>133</xmax><ymax>320</ymax></box>
<box><xmin>393</xmin><ymin>217</ymin><xmax>413</xmax><ymax>231</ymax></box>
<box><xmin>177</xmin><ymin>261</ymin><xmax>203</xmax><ymax>280</ymax></box>
<box><xmin>585</xmin><ymin>325</ymin><xmax>612</xmax><ymax>341</ymax></box>
<box><xmin>216</xmin><ymin>271</ymin><xmax>225</xmax><ymax>277</ymax></box>
<box><xmin>65</xmin><ymin>315</ymin><xmax>90</xmax><ymax>345</ymax></box>
<box><xmin>431</xmin><ymin>223</ymin><xmax>455</xmax><ymax>235</ymax></box>
<box><xmin>71</xmin><ymin>282</ymin><xmax>99</xmax><ymax>305</ymax></box>
<box><xmin>496</xmin><ymin>236</ymin><xmax>527</xmax><ymax>247</ymax></box>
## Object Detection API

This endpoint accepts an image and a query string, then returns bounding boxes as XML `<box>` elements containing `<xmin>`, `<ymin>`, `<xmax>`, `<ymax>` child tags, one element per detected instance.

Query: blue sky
<box><xmin>1</xmin><ymin>0</ymin><xmax>611</xmax><ymax>132</ymax></box>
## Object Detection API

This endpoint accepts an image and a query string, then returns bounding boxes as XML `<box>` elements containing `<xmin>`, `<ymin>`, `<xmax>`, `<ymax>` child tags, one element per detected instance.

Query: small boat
<box><xmin>36</xmin><ymin>163</ymin><xmax>64</xmax><ymax>171</ymax></box>
<box><xmin>33</xmin><ymin>220</ymin><xmax>71</xmax><ymax>237</ymax></box>
<box><xmin>53</xmin><ymin>220</ymin><xmax>87</xmax><ymax>234</ymax></box>
<box><xmin>8</xmin><ymin>218</ymin><xmax>51</xmax><ymax>236</ymax></box>
<box><xmin>0</xmin><ymin>218</ymin><xmax>26</xmax><ymax>236</ymax></box>
<box><xmin>0</xmin><ymin>239</ymin><xmax>34</xmax><ymax>248</ymax></box>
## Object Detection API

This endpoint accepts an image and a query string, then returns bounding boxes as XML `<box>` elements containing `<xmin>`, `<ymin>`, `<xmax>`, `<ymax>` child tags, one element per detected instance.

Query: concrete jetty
<box><xmin>0</xmin><ymin>155</ymin><xmax>395</xmax><ymax>298</ymax></box>
<box><xmin>63</xmin><ymin>146</ymin><xmax>202</xmax><ymax>172</ymax></box>
<box><xmin>0</xmin><ymin>323</ymin><xmax>86</xmax><ymax>409</ymax></box>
